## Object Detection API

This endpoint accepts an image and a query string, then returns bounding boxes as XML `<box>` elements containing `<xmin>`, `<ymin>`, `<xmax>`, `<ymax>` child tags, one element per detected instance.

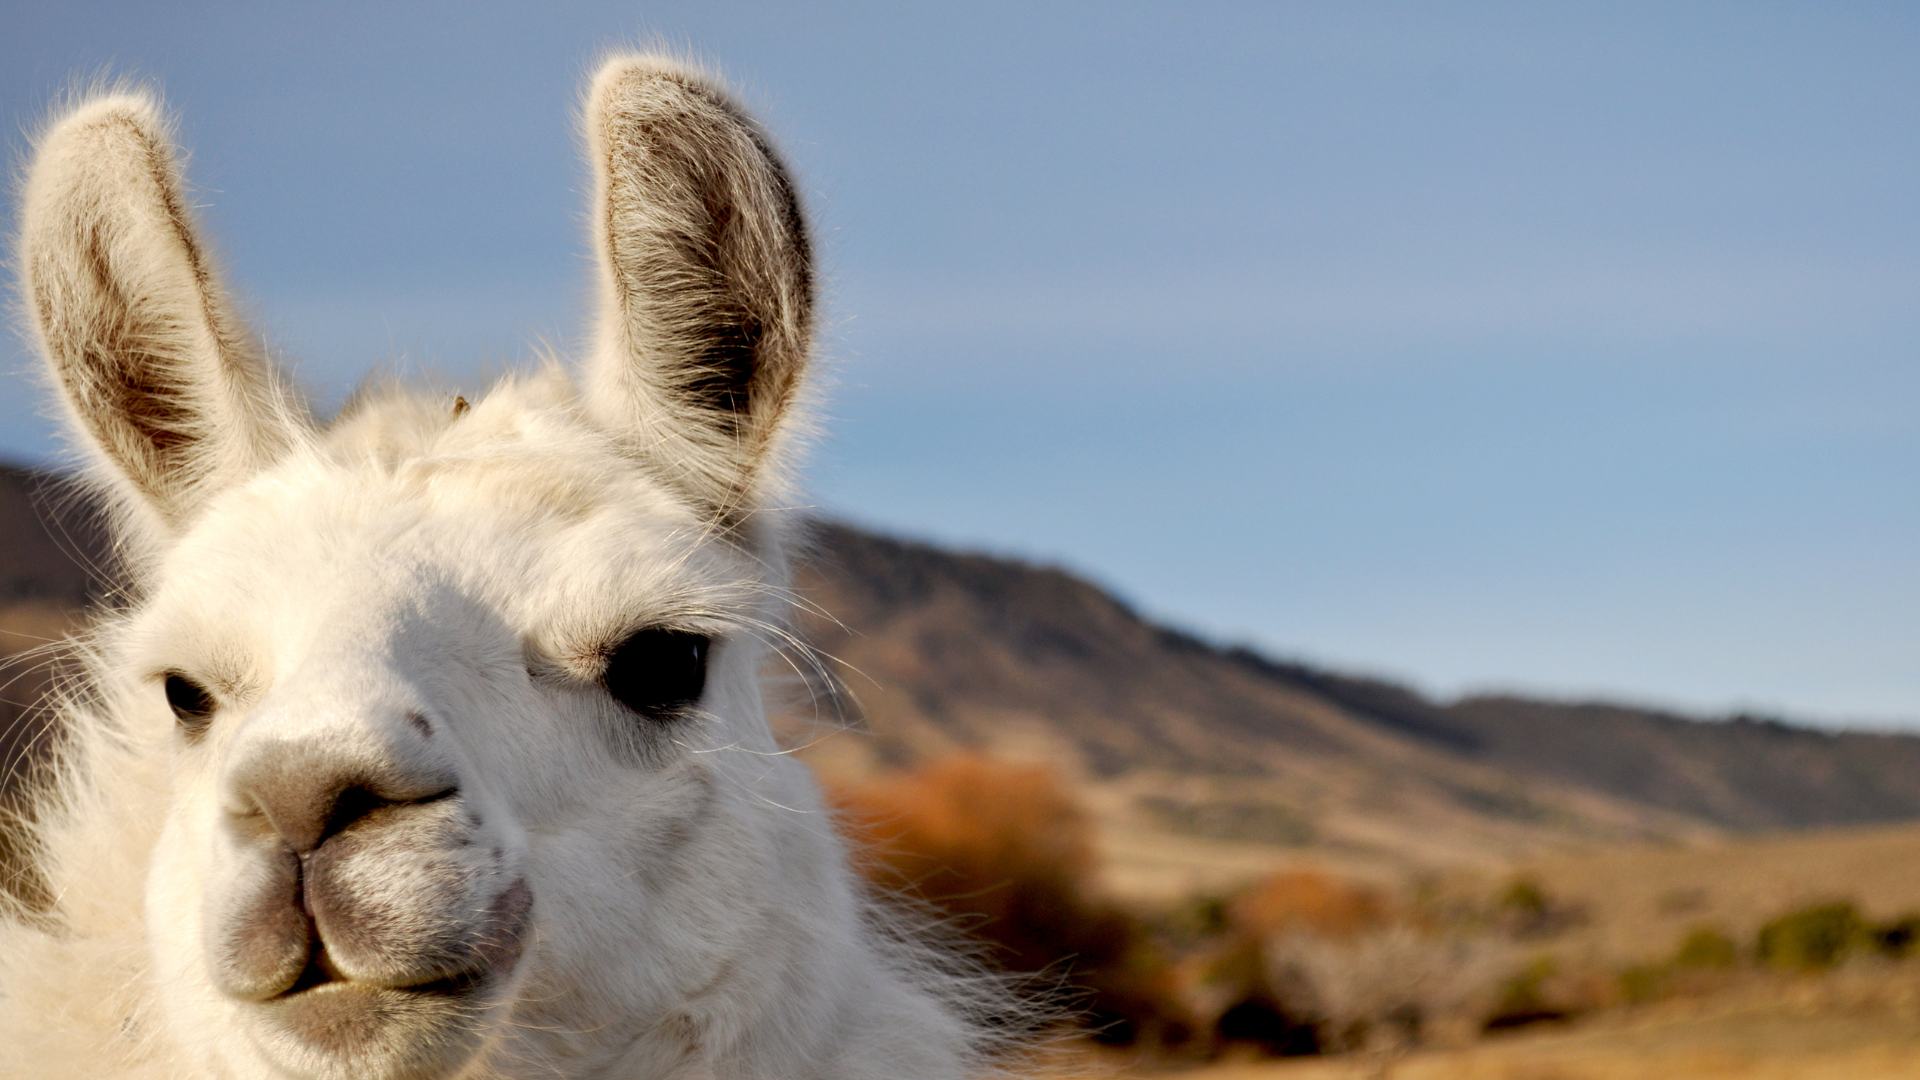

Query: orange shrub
<box><xmin>829</xmin><ymin>756</ymin><xmax>1184</xmax><ymax>1048</ymax></box>
<box><xmin>1231</xmin><ymin>868</ymin><xmax>1391</xmax><ymax>941</ymax></box>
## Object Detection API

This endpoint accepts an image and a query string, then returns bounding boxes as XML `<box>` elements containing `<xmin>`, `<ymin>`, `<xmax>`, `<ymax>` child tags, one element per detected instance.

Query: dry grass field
<box><xmin>1016</xmin><ymin>819</ymin><xmax>1920</xmax><ymax>1079</ymax></box>
<box><xmin>1172</xmin><ymin>994</ymin><xmax>1920</xmax><ymax>1079</ymax></box>
<box><xmin>1028</xmin><ymin>967</ymin><xmax>1920</xmax><ymax>1079</ymax></box>
<box><xmin>1501</xmin><ymin>821</ymin><xmax>1920</xmax><ymax>965</ymax></box>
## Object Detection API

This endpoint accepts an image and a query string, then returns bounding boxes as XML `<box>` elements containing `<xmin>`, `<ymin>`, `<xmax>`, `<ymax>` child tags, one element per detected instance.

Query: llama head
<box><xmin>16</xmin><ymin>56</ymin><xmax>861</xmax><ymax>1079</ymax></box>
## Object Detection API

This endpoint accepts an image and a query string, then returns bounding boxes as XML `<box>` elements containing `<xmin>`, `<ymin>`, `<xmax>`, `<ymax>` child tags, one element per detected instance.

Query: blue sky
<box><xmin>3</xmin><ymin>3</ymin><xmax>1915</xmax><ymax>726</ymax></box>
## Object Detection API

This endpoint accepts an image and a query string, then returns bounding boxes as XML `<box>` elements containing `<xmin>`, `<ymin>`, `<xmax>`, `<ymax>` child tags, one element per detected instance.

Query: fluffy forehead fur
<box><xmin>146</xmin><ymin>372</ymin><xmax>766</xmax><ymax>689</ymax></box>
<box><xmin>0</xmin><ymin>53</ymin><xmax>1024</xmax><ymax>1080</ymax></box>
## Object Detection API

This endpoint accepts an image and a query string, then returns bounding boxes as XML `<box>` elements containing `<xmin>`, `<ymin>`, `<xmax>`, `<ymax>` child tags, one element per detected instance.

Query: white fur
<box><xmin>2</xmin><ymin>56</ymin><xmax>1012</xmax><ymax>1079</ymax></box>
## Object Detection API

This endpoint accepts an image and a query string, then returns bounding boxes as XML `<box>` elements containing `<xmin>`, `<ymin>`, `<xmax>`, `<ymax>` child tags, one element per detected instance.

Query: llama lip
<box><xmin>244</xmin><ymin>880</ymin><xmax>533</xmax><ymax>1078</ymax></box>
<box><xmin>281</xmin><ymin>876</ymin><xmax>533</xmax><ymax>1000</ymax></box>
<box><xmin>251</xmin><ymin>982</ymin><xmax>497</xmax><ymax>1080</ymax></box>
<box><xmin>469</xmin><ymin>875</ymin><xmax>535</xmax><ymax>973</ymax></box>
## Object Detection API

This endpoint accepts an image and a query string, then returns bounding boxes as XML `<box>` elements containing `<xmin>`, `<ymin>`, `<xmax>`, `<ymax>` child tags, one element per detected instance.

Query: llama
<box><xmin>1</xmin><ymin>55</ymin><xmax>1012</xmax><ymax>1079</ymax></box>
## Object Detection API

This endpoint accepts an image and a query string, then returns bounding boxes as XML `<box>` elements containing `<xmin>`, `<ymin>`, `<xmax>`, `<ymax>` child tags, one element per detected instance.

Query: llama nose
<box><xmin>226</xmin><ymin>731</ymin><xmax>458</xmax><ymax>854</ymax></box>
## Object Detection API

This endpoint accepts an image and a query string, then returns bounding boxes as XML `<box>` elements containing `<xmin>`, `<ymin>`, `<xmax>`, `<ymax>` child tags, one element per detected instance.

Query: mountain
<box><xmin>782</xmin><ymin>524</ymin><xmax>1920</xmax><ymax>891</ymax></box>
<box><xmin>4</xmin><ymin>463</ymin><xmax>1919</xmax><ymax>892</ymax></box>
<box><xmin>0</xmin><ymin>465</ymin><xmax>110</xmax><ymax>607</ymax></box>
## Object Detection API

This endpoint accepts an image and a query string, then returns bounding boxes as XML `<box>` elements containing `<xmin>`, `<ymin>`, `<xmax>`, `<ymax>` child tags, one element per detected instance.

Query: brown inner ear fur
<box><xmin>592</xmin><ymin>62</ymin><xmax>814</xmax><ymax>523</ymax></box>
<box><xmin>24</xmin><ymin>105</ymin><xmax>295</xmax><ymax>535</ymax></box>
<box><xmin>67</xmin><ymin>217</ymin><xmax>198</xmax><ymax>468</ymax></box>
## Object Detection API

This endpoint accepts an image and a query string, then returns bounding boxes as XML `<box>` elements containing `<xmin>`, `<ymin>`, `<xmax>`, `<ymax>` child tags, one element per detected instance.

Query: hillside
<box><xmin>790</xmin><ymin>523</ymin><xmax>1920</xmax><ymax>823</ymax></box>
<box><xmin>4</xmin><ymin>463</ymin><xmax>1919</xmax><ymax>886</ymax></box>
<box><xmin>0</xmin><ymin>465</ymin><xmax>109</xmax><ymax>607</ymax></box>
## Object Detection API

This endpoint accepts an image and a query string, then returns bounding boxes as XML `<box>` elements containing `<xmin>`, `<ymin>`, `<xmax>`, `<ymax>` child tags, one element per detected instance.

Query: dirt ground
<box><xmin>1122</xmin><ymin>980</ymin><xmax>1920</xmax><ymax>1080</ymax></box>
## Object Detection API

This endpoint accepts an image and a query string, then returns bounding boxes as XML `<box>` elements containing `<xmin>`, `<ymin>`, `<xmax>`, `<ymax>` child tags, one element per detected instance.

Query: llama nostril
<box><xmin>317</xmin><ymin>784</ymin><xmax>388</xmax><ymax>844</ymax></box>
<box><xmin>225</xmin><ymin>730</ymin><xmax>463</xmax><ymax>853</ymax></box>
<box><xmin>232</xmin><ymin>774</ymin><xmax>459</xmax><ymax>854</ymax></box>
<box><xmin>406</xmin><ymin>710</ymin><xmax>433</xmax><ymax>738</ymax></box>
<box><xmin>310</xmin><ymin>783</ymin><xmax>459</xmax><ymax>849</ymax></box>
<box><xmin>223</xmin><ymin>798</ymin><xmax>279</xmax><ymax>845</ymax></box>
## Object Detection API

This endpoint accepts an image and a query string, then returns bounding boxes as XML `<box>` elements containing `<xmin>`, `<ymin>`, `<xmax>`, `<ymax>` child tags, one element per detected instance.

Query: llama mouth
<box><xmin>280</xmin><ymin>949</ymin><xmax>495</xmax><ymax>1000</ymax></box>
<box><xmin>252</xmin><ymin>980</ymin><xmax>502</xmax><ymax>1079</ymax></box>
<box><xmin>253</xmin><ymin>877</ymin><xmax>533</xmax><ymax>1056</ymax></box>
<box><xmin>287</xmin><ymin>875</ymin><xmax>531</xmax><ymax>997</ymax></box>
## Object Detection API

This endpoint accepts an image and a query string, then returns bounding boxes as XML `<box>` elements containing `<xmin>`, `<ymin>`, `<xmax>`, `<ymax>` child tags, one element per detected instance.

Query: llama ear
<box><xmin>18</xmin><ymin>91</ymin><xmax>301</xmax><ymax>542</ymax></box>
<box><xmin>581</xmin><ymin>56</ymin><xmax>813</xmax><ymax>523</ymax></box>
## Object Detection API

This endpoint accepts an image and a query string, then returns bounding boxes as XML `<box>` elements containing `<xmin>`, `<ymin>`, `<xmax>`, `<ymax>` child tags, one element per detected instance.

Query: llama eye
<box><xmin>163</xmin><ymin>673</ymin><xmax>217</xmax><ymax>733</ymax></box>
<box><xmin>601</xmin><ymin>629</ymin><xmax>710</xmax><ymax>720</ymax></box>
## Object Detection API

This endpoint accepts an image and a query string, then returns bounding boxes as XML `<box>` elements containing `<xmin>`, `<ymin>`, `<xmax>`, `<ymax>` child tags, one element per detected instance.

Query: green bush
<box><xmin>1491</xmin><ymin>955</ymin><xmax>1557</xmax><ymax>1018</ymax></box>
<box><xmin>1755</xmin><ymin>901</ymin><xmax>1868</xmax><ymax>971</ymax></box>
<box><xmin>1671</xmin><ymin>925</ymin><xmax>1739</xmax><ymax>969</ymax></box>
<box><xmin>1616</xmin><ymin>963</ymin><xmax>1668</xmax><ymax>1005</ymax></box>
<box><xmin>1497</xmin><ymin>877</ymin><xmax>1550</xmax><ymax>922</ymax></box>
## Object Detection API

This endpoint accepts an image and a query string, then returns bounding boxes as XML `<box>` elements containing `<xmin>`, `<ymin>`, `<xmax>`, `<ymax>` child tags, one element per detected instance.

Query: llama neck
<box><xmin>580</xmin><ymin>936</ymin><xmax>984</xmax><ymax>1080</ymax></box>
